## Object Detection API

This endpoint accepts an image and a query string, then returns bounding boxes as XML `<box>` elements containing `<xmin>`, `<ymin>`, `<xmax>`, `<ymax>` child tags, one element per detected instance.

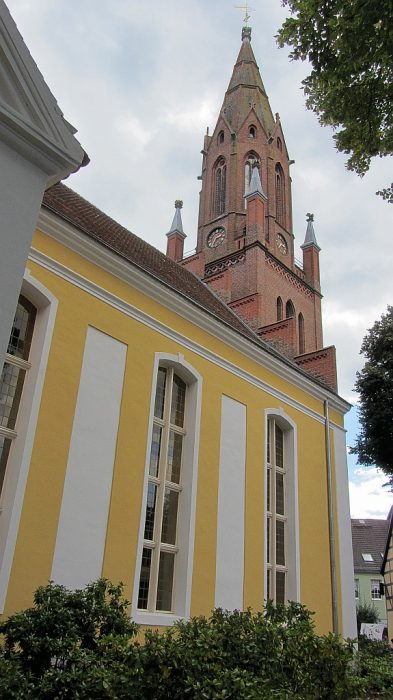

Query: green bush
<box><xmin>0</xmin><ymin>579</ymin><xmax>392</xmax><ymax>698</ymax></box>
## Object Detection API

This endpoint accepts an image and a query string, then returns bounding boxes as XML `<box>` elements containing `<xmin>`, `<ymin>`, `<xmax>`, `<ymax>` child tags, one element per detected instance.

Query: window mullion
<box><xmin>148</xmin><ymin>368</ymin><xmax>173</xmax><ymax>611</ymax></box>
<box><xmin>271</xmin><ymin>423</ymin><xmax>277</xmax><ymax>603</ymax></box>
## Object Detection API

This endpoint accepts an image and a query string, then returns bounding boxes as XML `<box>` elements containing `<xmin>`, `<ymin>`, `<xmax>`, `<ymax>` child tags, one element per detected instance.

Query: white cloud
<box><xmin>349</xmin><ymin>467</ymin><xmax>392</xmax><ymax>518</ymax></box>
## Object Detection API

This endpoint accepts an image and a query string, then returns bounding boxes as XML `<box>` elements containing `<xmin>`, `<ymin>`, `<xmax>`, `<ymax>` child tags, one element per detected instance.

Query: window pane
<box><xmin>267</xmin><ymin>517</ymin><xmax>271</xmax><ymax>564</ymax></box>
<box><xmin>275</xmin><ymin>425</ymin><xmax>283</xmax><ymax>468</ymax></box>
<box><xmin>276</xmin><ymin>571</ymin><xmax>286</xmax><ymax>604</ymax></box>
<box><xmin>154</xmin><ymin>367</ymin><xmax>167</xmax><ymax>419</ymax></box>
<box><xmin>266</xmin><ymin>569</ymin><xmax>271</xmax><ymax>601</ymax></box>
<box><xmin>156</xmin><ymin>551</ymin><xmax>175</xmax><ymax>611</ymax></box>
<box><xmin>144</xmin><ymin>483</ymin><xmax>157</xmax><ymax>540</ymax></box>
<box><xmin>137</xmin><ymin>547</ymin><xmax>152</xmax><ymax>609</ymax></box>
<box><xmin>267</xmin><ymin>422</ymin><xmax>271</xmax><ymax>464</ymax></box>
<box><xmin>354</xmin><ymin>579</ymin><xmax>359</xmax><ymax>599</ymax></box>
<box><xmin>0</xmin><ymin>363</ymin><xmax>26</xmax><ymax>430</ymax></box>
<box><xmin>267</xmin><ymin>468</ymin><xmax>271</xmax><ymax>512</ymax></box>
<box><xmin>149</xmin><ymin>425</ymin><xmax>162</xmax><ymax>477</ymax></box>
<box><xmin>276</xmin><ymin>472</ymin><xmax>284</xmax><ymax>515</ymax></box>
<box><xmin>170</xmin><ymin>374</ymin><xmax>186</xmax><ymax>427</ymax></box>
<box><xmin>371</xmin><ymin>580</ymin><xmax>381</xmax><ymax>599</ymax></box>
<box><xmin>161</xmin><ymin>488</ymin><xmax>179</xmax><ymax>545</ymax></box>
<box><xmin>276</xmin><ymin>520</ymin><xmax>285</xmax><ymax>566</ymax></box>
<box><xmin>0</xmin><ymin>435</ymin><xmax>12</xmax><ymax>496</ymax></box>
<box><xmin>167</xmin><ymin>431</ymin><xmax>183</xmax><ymax>484</ymax></box>
<box><xmin>7</xmin><ymin>298</ymin><xmax>36</xmax><ymax>360</ymax></box>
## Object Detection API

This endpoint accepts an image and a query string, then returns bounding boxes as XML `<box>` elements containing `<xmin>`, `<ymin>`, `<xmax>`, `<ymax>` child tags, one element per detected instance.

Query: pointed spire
<box><xmin>167</xmin><ymin>200</ymin><xmax>185</xmax><ymax>236</ymax></box>
<box><xmin>301</xmin><ymin>213</ymin><xmax>321</xmax><ymax>250</ymax></box>
<box><xmin>221</xmin><ymin>26</ymin><xmax>275</xmax><ymax>135</ymax></box>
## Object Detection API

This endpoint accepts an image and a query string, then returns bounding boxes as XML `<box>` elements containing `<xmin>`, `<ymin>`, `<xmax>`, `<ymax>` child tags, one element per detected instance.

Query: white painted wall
<box><xmin>51</xmin><ymin>327</ymin><xmax>127</xmax><ymax>589</ymax></box>
<box><xmin>215</xmin><ymin>395</ymin><xmax>246</xmax><ymax>610</ymax></box>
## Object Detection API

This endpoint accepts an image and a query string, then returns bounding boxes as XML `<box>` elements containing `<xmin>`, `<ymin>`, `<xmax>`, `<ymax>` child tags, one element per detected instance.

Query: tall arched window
<box><xmin>0</xmin><ymin>296</ymin><xmax>36</xmax><ymax>496</ymax></box>
<box><xmin>298</xmin><ymin>313</ymin><xmax>305</xmax><ymax>354</ymax></box>
<box><xmin>286</xmin><ymin>300</ymin><xmax>294</xmax><ymax>318</ymax></box>
<box><xmin>265</xmin><ymin>411</ymin><xmax>299</xmax><ymax>605</ymax></box>
<box><xmin>275</xmin><ymin>164</ymin><xmax>285</xmax><ymax>226</ymax></box>
<box><xmin>134</xmin><ymin>354</ymin><xmax>201</xmax><ymax>626</ymax></box>
<box><xmin>212</xmin><ymin>159</ymin><xmax>226</xmax><ymax>216</ymax></box>
<box><xmin>277</xmin><ymin>297</ymin><xmax>283</xmax><ymax>321</ymax></box>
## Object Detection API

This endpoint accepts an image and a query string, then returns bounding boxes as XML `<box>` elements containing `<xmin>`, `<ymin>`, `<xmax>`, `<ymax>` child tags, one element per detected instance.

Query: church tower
<box><xmin>167</xmin><ymin>24</ymin><xmax>337</xmax><ymax>390</ymax></box>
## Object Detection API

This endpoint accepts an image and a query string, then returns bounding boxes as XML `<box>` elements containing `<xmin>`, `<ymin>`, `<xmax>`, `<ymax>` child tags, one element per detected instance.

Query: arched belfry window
<box><xmin>0</xmin><ymin>296</ymin><xmax>36</xmax><ymax>496</ymax></box>
<box><xmin>212</xmin><ymin>158</ymin><xmax>226</xmax><ymax>217</ymax></box>
<box><xmin>286</xmin><ymin>300</ymin><xmax>294</xmax><ymax>318</ymax></box>
<box><xmin>249</xmin><ymin>125</ymin><xmax>257</xmax><ymax>139</ymax></box>
<box><xmin>244</xmin><ymin>152</ymin><xmax>261</xmax><ymax>198</ymax></box>
<box><xmin>298</xmin><ymin>313</ymin><xmax>305</xmax><ymax>354</ymax></box>
<box><xmin>277</xmin><ymin>297</ymin><xmax>283</xmax><ymax>321</ymax></box>
<box><xmin>275</xmin><ymin>164</ymin><xmax>285</xmax><ymax>226</ymax></box>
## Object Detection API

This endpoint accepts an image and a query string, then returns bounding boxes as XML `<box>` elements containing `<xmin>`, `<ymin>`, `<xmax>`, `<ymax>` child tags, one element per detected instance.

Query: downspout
<box><xmin>324</xmin><ymin>399</ymin><xmax>339</xmax><ymax>634</ymax></box>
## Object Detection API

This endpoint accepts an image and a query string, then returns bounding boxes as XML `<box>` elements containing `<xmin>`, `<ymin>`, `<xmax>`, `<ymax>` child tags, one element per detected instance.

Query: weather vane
<box><xmin>235</xmin><ymin>3</ymin><xmax>254</xmax><ymax>25</ymax></box>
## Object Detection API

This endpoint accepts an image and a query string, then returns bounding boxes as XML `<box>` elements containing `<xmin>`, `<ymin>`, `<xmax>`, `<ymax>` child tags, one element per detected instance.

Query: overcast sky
<box><xmin>6</xmin><ymin>0</ymin><xmax>392</xmax><ymax>518</ymax></box>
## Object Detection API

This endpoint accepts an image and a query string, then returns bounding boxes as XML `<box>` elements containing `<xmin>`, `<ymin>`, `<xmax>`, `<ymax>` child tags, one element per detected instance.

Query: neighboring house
<box><xmin>352</xmin><ymin>518</ymin><xmax>390</xmax><ymax>623</ymax></box>
<box><xmin>382</xmin><ymin>509</ymin><xmax>393</xmax><ymax>642</ymax></box>
<box><xmin>0</xmin><ymin>7</ymin><xmax>357</xmax><ymax>639</ymax></box>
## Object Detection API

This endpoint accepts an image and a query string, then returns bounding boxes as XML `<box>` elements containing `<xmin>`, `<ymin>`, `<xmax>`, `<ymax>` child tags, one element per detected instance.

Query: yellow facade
<box><xmin>0</xmin><ymin>200</ymin><xmax>356</xmax><ymax>639</ymax></box>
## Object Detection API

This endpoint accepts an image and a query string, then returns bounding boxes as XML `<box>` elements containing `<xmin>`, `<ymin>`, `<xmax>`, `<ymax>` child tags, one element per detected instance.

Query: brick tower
<box><xmin>166</xmin><ymin>25</ymin><xmax>337</xmax><ymax>389</ymax></box>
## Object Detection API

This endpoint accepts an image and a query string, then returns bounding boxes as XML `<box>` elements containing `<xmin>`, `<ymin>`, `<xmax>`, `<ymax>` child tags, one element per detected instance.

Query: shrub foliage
<box><xmin>0</xmin><ymin>579</ymin><xmax>392</xmax><ymax>698</ymax></box>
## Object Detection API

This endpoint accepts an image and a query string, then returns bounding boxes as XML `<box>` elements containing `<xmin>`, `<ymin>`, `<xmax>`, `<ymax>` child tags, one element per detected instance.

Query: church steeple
<box><xmin>176</xmin><ymin>26</ymin><xmax>335</xmax><ymax>386</ymax></box>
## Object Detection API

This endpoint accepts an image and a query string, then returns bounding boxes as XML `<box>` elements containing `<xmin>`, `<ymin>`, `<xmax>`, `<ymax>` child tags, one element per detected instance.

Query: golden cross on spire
<box><xmin>235</xmin><ymin>3</ymin><xmax>254</xmax><ymax>25</ymax></box>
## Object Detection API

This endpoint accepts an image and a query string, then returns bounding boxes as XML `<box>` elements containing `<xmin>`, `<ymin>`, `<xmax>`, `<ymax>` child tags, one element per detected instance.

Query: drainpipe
<box><xmin>324</xmin><ymin>399</ymin><xmax>339</xmax><ymax>634</ymax></box>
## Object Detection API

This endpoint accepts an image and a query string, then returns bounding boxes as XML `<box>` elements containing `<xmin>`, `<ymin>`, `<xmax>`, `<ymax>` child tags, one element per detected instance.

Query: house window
<box><xmin>277</xmin><ymin>297</ymin><xmax>283</xmax><ymax>322</ymax></box>
<box><xmin>137</xmin><ymin>366</ymin><xmax>186</xmax><ymax>612</ymax></box>
<box><xmin>275</xmin><ymin>164</ymin><xmax>285</xmax><ymax>226</ymax></box>
<box><xmin>0</xmin><ymin>296</ymin><xmax>36</xmax><ymax>496</ymax></box>
<box><xmin>355</xmin><ymin>578</ymin><xmax>359</xmax><ymax>599</ymax></box>
<box><xmin>298</xmin><ymin>313</ymin><xmax>305</xmax><ymax>354</ymax></box>
<box><xmin>212</xmin><ymin>158</ymin><xmax>226</xmax><ymax>217</ymax></box>
<box><xmin>266</xmin><ymin>419</ymin><xmax>287</xmax><ymax>605</ymax></box>
<box><xmin>371</xmin><ymin>579</ymin><xmax>381</xmax><ymax>599</ymax></box>
<box><xmin>362</xmin><ymin>553</ymin><xmax>373</xmax><ymax>562</ymax></box>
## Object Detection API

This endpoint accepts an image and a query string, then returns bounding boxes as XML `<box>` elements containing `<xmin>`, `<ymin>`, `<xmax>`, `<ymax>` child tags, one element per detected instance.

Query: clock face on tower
<box><xmin>276</xmin><ymin>233</ymin><xmax>288</xmax><ymax>255</ymax></box>
<box><xmin>207</xmin><ymin>227</ymin><xmax>226</xmax><ymax>248</ymax></box>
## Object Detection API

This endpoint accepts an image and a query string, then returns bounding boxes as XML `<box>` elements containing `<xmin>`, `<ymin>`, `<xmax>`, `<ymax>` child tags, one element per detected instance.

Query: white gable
<box><xmin>0</xmin><ymin>0</ymin><xmax>86</xmax><ymax>182</ymax></box>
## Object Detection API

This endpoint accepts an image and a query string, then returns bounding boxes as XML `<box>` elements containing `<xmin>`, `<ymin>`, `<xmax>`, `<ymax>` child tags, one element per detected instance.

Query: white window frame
<box><xmin>371</xmin><ymin>579</ymin><xmax>381</xmax><ymax>600</ymax></box>
<box><xmin>354</xmin><ymin>578</ymin><xmax>359</xmax><ymax>599</ymax></box>
<box><xmin>0</xmin><ymin>271</ymin><xmax>57</xmax><ymax>612</ymax></box>
<box><xmin>264</xmin><ymin>408</ymin><xmax>300</xmax><ymax>604</ymax></box>
<box><xmin>132</xmin><ymin>353</ymin><xmax>202</xmax><ymax>626</ymax></box>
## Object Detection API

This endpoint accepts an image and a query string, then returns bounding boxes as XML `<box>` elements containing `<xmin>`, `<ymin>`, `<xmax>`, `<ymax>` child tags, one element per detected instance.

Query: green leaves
<box><xmin>351</xmin><ymin>306</ymin><xmax>393</xmax><ymax>480</ymax></box>
<box><xmin>277</xmin><ymin>0</ymin><xmax>393</xmax><ymax>198</ymax></box>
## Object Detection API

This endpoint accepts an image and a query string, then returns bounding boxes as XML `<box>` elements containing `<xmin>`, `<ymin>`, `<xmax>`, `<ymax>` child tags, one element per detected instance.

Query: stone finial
<box><xmin>242</xmin><ymin>25</ymin><xmax>252</xmax><ymax>41</ymax></box>
<box><xmin>301</xmin><ymin>212</ymin><xmax>320</xmax><ymax>250</ymax></box>
<box><xmin>175</xmin><ymin>200</ymin><xmax>183</xmax><ymax>209</ymax></box>
<box><xmin>306</xmin><ymin>212</ymin><xmax>314</xmax><ymax>222</ymax></box>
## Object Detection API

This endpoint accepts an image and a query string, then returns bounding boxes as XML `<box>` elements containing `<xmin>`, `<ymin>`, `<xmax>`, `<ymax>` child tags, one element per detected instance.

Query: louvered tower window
<box><xmin>275</xmin><ymin>164</ymin><xmax>285</xmax><ymax>226</ymax></box>
<box><xmin>213</xmin><ymin>159</ymin><xmax>226</xmax><ymax>216</ymax></box>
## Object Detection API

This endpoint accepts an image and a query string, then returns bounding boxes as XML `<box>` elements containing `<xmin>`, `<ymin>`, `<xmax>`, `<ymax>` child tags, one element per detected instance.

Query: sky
<box><xmin>6</xmin><ymin>0</ymin><xmax>392</xmax><ymax>518</ymax></box>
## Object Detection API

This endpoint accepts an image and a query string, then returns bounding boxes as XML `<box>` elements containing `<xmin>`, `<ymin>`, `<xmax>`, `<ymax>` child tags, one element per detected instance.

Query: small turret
<box><xmin>166</xmin><ymin>200</ymin><xmax>186</xmax><ymax>262</ymax></box>
<box><xmin>244</xmin><ymin>164</ymin><xmax>267</xmax><ymax>238</ymax></box>
<box><xmin>301</xmin><ymin>213</ymin><xmax>321</xmax><ymax>291</ymax></box>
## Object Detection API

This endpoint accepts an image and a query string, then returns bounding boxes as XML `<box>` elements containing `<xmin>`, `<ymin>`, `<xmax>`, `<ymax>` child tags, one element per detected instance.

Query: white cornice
<box><xmin>35</xmin><ymin>209</ymin><xmax>351</xmax><ymax>418</ymax></box>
